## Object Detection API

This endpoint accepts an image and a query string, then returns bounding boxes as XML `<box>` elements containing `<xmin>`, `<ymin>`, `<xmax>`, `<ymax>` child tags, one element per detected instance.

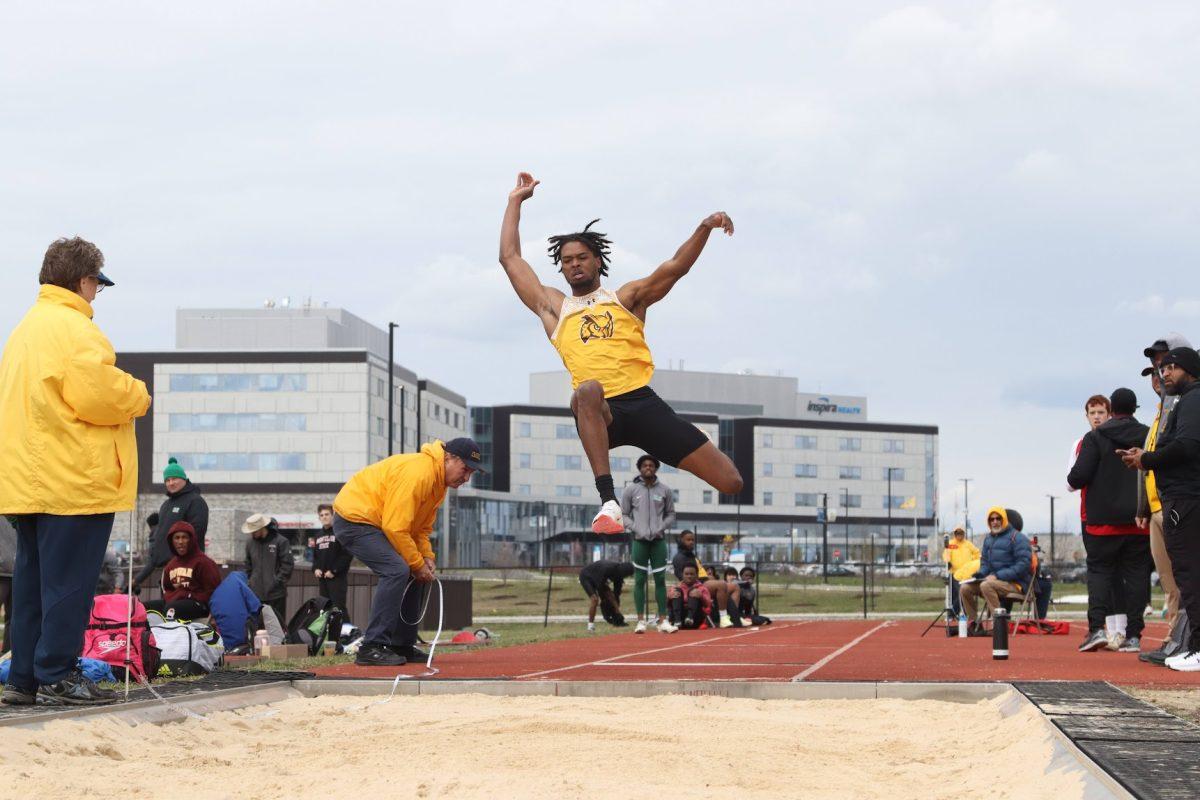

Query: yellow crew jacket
<box><xmin>550</xmin><ymin>287</ymin><xmax>654</xmax><ymax>399</ymax></box>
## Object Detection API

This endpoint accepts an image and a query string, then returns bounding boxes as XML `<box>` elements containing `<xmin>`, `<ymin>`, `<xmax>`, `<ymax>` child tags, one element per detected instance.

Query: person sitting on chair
<box><xmin>668</xmin><ymin>564</ymin><xmax>713</xmax><ymax>629</ymax></box>
<box><xmin>943</xmin><ymin>526</ymin><xmax>981</xmax><ymax>617</ymax></box>
<box><xmin>959</xmin><ymin>507</ymin><xmax>1032</xmax><ymax>635</ymax></box>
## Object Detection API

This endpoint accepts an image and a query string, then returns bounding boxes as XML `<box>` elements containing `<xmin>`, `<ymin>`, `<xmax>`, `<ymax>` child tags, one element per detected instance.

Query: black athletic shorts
<box><xmin>579</xmin><ymin>573</ymin><xmax>601</xmax><ymax>597</ymax></box>
<box><xmin>576</xmin><ymin>385</ymin><xmax>709</xmax><ymax>468</ymax></box>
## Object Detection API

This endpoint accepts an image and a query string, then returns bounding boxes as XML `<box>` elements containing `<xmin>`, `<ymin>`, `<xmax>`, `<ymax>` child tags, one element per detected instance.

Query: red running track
<box><xmin>310</xmin><ymin>619</ymin><xmax>1200</xmax><ymax>688</ymax></box>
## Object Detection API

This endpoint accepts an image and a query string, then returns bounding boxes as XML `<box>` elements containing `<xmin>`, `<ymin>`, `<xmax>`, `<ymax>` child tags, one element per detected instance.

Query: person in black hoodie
<box><xmin>1068</xmin><ymin>388</ymin><xmax>1151</xmax><ymax>653</ymax></box>
<box><xmin>132</xmin><ymin>458</ymin><xmax>209</xmax><ymax>593</ymax></box>
<box><xmin>312</xmin><ymin>504</ymin><xmax>353</xmax><ymax>621</ymax></box>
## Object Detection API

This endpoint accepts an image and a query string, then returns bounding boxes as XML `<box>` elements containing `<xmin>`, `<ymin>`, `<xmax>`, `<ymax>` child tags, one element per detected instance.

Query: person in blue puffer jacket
<box><xmin>959</xmin><ymin>506</ymin><xmax>1032</xmax><ymax>634</ymax></box>
<box><xmin>209</xmin><ymin>571</ymin><xmax>261</xmax><ymax>651</ymax></box>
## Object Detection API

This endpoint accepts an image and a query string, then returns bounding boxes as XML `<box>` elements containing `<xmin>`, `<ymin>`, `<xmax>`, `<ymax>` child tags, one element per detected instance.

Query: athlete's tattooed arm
<box><xmin>619</xmin><ymin>211</ymin><xmax>734</xmax><ymax>318</ymax></box>
<box><xmin>500</xmin><ymin>172</ymin><xmax>564</xmax><ymax>336</ymax></box>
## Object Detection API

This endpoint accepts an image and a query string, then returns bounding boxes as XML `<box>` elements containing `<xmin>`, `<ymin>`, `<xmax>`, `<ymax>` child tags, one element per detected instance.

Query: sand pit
<box><xmin>0</xmin><ymin>693</ymin><xmax>1086</xmax><ymax>800</ymax></box>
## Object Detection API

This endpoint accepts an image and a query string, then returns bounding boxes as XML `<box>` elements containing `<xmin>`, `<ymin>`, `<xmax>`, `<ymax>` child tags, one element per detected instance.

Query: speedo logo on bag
<box><xmin>97</xmin><ymin>638</ymin><xmax>127</xmax><ymax>653</ymax></box>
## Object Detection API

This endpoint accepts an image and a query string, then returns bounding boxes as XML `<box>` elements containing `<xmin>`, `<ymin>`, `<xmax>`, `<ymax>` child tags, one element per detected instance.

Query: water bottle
<box><xmin>957</xmin><ymin>612</ymin><xmax>968</xmax><ymax>638</ymax></box>
<box><xmin>992</xmin><ymin>608</ymin><xmax>1010</xmax><ymax>660</ymax></box>
<box><xmin>254</xmin><ymin>629</ymin><xmax>269</xmax><ymax>655</ymax></box>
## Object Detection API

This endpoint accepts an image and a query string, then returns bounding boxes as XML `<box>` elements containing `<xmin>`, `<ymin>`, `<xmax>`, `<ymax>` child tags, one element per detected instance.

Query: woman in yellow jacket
<box><xmin>0</xmin><ymin>238</ymin><xmax>150</xmax><ymax>706</ymax></box>
<box><xmin>332</xmin><ymin>438</ymin><xmax>481</xmax><ymax>667</ymax></box>
<box><xmin>942</xmin><ymin>526</ymin><xmax>981</xmax><ymax>616</ymax></box>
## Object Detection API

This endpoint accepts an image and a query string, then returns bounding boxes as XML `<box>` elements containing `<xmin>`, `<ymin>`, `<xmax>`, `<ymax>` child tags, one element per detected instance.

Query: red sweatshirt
<box><xmin>160</xmin><ymin>521</ymin><xmax>222</xmax><ymax>604</ymax></box>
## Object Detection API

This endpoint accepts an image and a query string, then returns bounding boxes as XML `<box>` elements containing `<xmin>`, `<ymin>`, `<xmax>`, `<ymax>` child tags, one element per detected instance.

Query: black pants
<box><xmin>949</xmin><ymin>577</ymin><xmax>963</xmax><ymax>616</ymax></box>
<box><xmin>0</xmin><ymin>576</ymin><xmax>11</xmax><ymax>654</ymax></box>
<box><xmin>669</xmin><ymin>595</ymin><xmax>705</xmax><ymax>629</ymax></box>
<box><xmin>1083</xmin><ymin>532</ymin><xmax>1153</xmax><ymax>637</ymax></box>
<box><xmin>145</xmin><ymin>597</ymin><xmax>210</xmax><ymax>620</ymax></box>
<box><xmin>319</xmin><ymin>573</ymin><xmax>350</xmax><ymax>622</ymax></box>
<box><xmin>1164</xmin><ymin>497</ymin><xmax>1200</xmax><ymax>651</ymax></box>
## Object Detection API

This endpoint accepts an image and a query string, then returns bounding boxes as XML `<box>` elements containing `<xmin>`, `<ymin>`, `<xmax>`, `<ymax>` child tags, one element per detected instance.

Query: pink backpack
<box><xmin>82</xmin><ymin>594</ymin><xmax>160</xmax><ymax>682</ymax></box>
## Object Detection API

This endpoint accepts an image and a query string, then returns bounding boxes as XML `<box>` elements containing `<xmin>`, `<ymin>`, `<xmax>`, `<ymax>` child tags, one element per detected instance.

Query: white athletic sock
<box><xmin>1105</xmin><ymin>615</ymin><xmax>1118</xmax><ymax>637</ymax></box>
<box><xmin>1115</xmin><ymin>614</ymin><xmax>1128</xmax><ymax>636</ymax></box>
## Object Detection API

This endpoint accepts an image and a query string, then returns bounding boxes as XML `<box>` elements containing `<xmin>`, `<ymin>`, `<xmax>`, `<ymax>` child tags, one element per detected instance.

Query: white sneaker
<box><xmin>591</xmin><ymin>500</ymin><xmax>624</xmax><ymax>534</ymax></box>
<box><xmin>634</xmin><ymin>620</ymin><xmax>647</xmax><ymax>634</ymax></box>
<box><xmin>586</xmin><ymin>622</ymin><xmax>595</xmax><ymax>633</ymax></box>
<box><xmin>657</xmin><ymin>619</ymin><xmax>678</xmax><ymax>634</ymax></box>
<box><xmin>719</xmin><ymin>614</ymin><xmax>734</xmax><ymax>629</ymax></box>
<box><xmin>1167</xmin><ymin>651</ymin><xmax>1200</xmax><ymax>671</ymax></box>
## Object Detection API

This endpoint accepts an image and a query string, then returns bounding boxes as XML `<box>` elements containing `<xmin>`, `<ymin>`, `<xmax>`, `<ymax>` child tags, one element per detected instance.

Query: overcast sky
<box><xmin>3</xmin><ymin>2</ymin><xmax>1199</xmax><ymax>533</ymax></box>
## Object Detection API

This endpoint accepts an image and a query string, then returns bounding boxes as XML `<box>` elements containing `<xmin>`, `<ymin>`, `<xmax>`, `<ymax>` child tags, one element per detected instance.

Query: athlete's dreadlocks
<box><xmin>547</xmin><ymin>219</ymin><xmax>612</xmax><ymax>276</ymax></box>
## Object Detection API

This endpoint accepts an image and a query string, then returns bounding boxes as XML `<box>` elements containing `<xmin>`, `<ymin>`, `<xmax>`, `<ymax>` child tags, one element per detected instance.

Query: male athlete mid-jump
<box><xmin>499</xmin><ymin>172</ymin><xmax>744</xmax><ymax>534</ymax></box>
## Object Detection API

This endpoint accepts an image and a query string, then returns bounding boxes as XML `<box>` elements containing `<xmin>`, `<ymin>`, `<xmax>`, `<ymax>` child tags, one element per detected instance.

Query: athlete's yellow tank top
<box><xmin>550</xmin><ymin>287</ymin><xmax>654</xmax><ymax>398</ymax></box>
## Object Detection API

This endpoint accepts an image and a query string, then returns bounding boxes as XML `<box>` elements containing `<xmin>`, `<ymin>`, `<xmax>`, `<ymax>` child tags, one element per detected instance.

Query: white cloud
<box><xmin>1117</xmin><ymin>295</ymin><xmax>1200</xmax><ymax>317</ymax></box>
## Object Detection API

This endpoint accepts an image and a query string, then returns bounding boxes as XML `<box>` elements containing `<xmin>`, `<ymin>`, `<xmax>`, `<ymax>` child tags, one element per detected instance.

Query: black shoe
<box><xmin>389</xmin><ymin>645</ymin><xmax>429</xmax><ymax>662</ymax></box>
<box><xmin>1</xmin><ymin>684</ymin><xmax>37</xmax><ymax>706</ymax></box>
<box><xmin>355</xmin><ymin>644</ymin><xmax>406</xmax><ymax>666</ymax></box>
<box><xmin>39</xmin><ymin>669</ymin><xmax>116</xmax><ymax>706</ymax></box>
<box><xmin>1141</xmin><ymin>648</ymin><xmax>1170</xmax><ymax>666</ymax></box>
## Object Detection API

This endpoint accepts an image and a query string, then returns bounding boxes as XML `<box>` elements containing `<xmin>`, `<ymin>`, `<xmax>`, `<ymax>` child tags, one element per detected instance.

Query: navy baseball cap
<box><xmin>96</xmin><ymin>271</ymin><xmax>115</xmax><ymax>287</ymax></box>
<box><xmin>444</xmin><ymin>438</ymin><xmax>486</xmax><ymax>471</ymax></box>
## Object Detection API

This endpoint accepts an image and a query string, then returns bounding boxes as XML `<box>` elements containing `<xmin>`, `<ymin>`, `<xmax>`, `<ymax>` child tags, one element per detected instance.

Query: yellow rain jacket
<box><xmin>0</xmin><ymin>285</ymin><xmax>151</xmax><ymax>515</ymax></box>
<box><xmin>333</xmin><ymin>441</ymin><xmax>446</xmax><ymax>570</ymax></box>
<box><xmin>943</xmin><ymin>535</ymin><xmax>981</xmax><ymax>582</ymax></box>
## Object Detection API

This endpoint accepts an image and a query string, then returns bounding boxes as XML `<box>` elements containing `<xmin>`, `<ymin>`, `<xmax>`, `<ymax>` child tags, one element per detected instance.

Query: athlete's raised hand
<box><xmin>510</xmin><ymin>172</ymin><xmax>540</xmax><ymax>203</ymax></box>
<box><xmin>701</xmin><ymin>212</ymin><xmax>734</xmax><ymax>235</ymax></box>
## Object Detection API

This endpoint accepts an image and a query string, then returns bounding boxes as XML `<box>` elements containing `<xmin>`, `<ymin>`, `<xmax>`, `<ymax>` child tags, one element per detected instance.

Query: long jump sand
<box><xmin>0</xmin><ymin>693</ymin><xmax>1085</xmax><ymax>800</ymax></box>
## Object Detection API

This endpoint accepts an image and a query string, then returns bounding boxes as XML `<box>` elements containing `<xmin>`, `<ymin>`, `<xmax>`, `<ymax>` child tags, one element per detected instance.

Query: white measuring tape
<box><xmin>357</xmin><ymin>576</ymin><xmax>445</xmax><ymax>711</ymax></box>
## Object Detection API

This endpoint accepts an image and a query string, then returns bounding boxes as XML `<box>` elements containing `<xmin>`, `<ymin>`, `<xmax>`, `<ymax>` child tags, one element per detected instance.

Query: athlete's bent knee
<box><xmin>572</xmin><ymin>380</ymin><xmax>605</xmax><ymax>409</ymax></box>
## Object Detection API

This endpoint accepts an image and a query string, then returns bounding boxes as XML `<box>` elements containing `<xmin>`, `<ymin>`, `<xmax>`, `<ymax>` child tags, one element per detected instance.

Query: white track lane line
<box><xmin>791</xmin><ymin>621</ymin><xmax>892</xmax><ymax>681</ymax></box>
<box><xmin>594</xmin><ymin>662</ymin><xmax>809</xmax><ymax>667</ymax></box>
<box><xmin>515</xmin><ymin>622</ymin><xmax>803</xmax><ymax>679</ymax></box>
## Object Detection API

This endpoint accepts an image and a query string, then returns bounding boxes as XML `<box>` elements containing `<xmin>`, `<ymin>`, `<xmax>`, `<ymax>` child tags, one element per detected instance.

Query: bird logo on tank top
<box><xmin>580</xmin><ymin>311</ymin><xmax>615</xmax><ymax>343</ymax></box>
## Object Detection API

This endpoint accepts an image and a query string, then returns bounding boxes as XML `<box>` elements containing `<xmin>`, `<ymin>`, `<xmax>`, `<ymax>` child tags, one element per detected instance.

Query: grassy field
<box><xmin>465</xmin><ymin>573</ymin><xmax>1114</xmax><ymax>617</ymax></box>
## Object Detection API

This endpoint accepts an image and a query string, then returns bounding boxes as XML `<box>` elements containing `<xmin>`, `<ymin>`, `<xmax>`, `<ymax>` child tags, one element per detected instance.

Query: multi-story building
<box><xmin>116</xmin><ymin>306</ymin><xmax>468</xmax><ymax>561</ymax></box>
<box><xmin>456</xmin><ymin>369</ymin><xmax>938</xmax><ymax>567</ymax></box>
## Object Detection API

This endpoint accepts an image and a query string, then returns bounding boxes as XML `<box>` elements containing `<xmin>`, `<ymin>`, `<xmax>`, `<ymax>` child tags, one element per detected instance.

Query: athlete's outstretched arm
<box><xmin>620</xmin><ymin>212</ymin><xmax>734</xmax><ymax>315</ymax></box>
<box><xmin>500</xmin><ymin>172</ymin><xmax>562</xmax><ymax>335</ymax></box>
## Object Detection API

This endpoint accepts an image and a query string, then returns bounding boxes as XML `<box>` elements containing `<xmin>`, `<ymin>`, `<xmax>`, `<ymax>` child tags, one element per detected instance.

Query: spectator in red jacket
<box><xmin>668</xmin><ymin>564</ymin><xmax>713</xmax><ymax>629</ymax></box>
<box><xmin>150</xmin><ymin>521</ymin><xmax>221</xmax><ymax>620</ymax></box>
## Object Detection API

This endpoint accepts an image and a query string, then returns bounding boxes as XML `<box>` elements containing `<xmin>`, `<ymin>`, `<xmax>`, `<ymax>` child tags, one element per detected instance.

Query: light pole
<box><xmin>885</xmin><ymin>467</ymin><xmax>897</xmax><ymax>565</ymax></box>
<box><xmin>959</xmin><ymin>478</ymin><xmax>973</xmax><ymax>533</ymax></box>
<box><xmin>842</xmin><ymin>487</ymin><xmax>850</xmax><ymax>562</ymax></box>
<box><xmin>387</xmin><ymin>322</ymin><xmax>397</xmax><ymax>456</ymax></box>
<box><xmin>820</xmin><ymin>492</ymin><xmax>830</xmax><ymax>583</ymax></box>
<box><xmin>1047</xmin><ymin>494</ymin><xmax>1058</xmax><ymax>565</ymax></box>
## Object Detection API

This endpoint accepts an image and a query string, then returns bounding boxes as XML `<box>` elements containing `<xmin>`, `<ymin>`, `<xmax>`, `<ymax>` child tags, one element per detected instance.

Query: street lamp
<box><xmin>1047</xmin><ymin>494</ymin><xmax>1058</xmax><ymax>565</ymax></box>
<box><xmin>959</xmin><ymin>478</ymin><xmax>973</xmax><ymax>533</ymax></box>
<box><xmin>387</xmin><ymin>322</ymin><xmax>397</xmax><ymax>456</ymax></box>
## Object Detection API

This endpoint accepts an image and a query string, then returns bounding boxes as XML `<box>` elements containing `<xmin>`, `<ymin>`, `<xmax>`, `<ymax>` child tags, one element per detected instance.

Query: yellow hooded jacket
<box><xmin>942</xmin><ymin>535</ymin><xmax>981</xmax><ymax>582</ymax></box>
<box><xmin>333</xmin><ymin>441</ymin><xmax>446</xmax><ymax>570</ymax></box>
<box><xmin>0</xmin><ymin>285</ymin><xmax>151</xmax><ymax>515</ymax></box>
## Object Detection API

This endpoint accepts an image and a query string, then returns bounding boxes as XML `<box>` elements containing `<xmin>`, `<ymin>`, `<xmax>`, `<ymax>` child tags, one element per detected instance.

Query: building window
<box><xmin>518</xmin><ymin>422</ymin><xmax>532</xmax><ymax>437</ymax></box>
<box><xmin>555</xmin><ymin>424</ymin><xmax>575</xmax><ymax>439</ymax></box>
<box><xmin>169</xmin><ymin>413</ymin><xmax>306</xmax><ymax>432</ymax></box>
<box><xmin>703</xmin><ymin>490</ymin><xmax>713</xmax><ymax>504</ymax></box>
<box><xmin>794</xmin><ymin>435</ymin><xmax>817</xmax><ymax>449</ymax></box>
<box><xmin>377</xmin><ymin>417</ymin><xmax>386</xmax><ymax>436</ymax></box>
<box><xmin>838</xmin><ymin>437</ymin><xmax>862</xmax><ymax>452</ymax></box>
<box><xmin>763</xmin><ymin>491</ymin><xmax>773</xmax><ymax>506</ymax></box>
<box><xmin>762</xmin><ymin>433</ymin><xmax>773</xmax><ymax>448</ymax></box>
<box><xmin>555</xmin><ymin>485</ymin><xmax>582</xmax><ymax>497</ymax></box>
<box><xmin>883</xmin><ymin>439</ymin><xmax>905</xmax><ymax>453</ymax></box>
<box><xmin>660</xmin><ymin>464</ymin><xmax>679</xmax><ymax>474</ymax></box>
<box><xmin>843</xmin><ymin>494</ymin><xmax>862</xmax><ymax>508</ymax></box>
<box><xmin>612</xmin><ymin>457</ymin><xmax>632</xmax><ymax>473</ymax></box>
<box><xmin>762</xmin><ymin>462</ymin><xmax>773</xmax><ymax>477</ymax></box>
<box><xmin>555</xmin><ymin>455</ymin><xmax>582</xmax><ymax>470</ymax></box>
<box><xmin>169</xmin><ymin>373</ymin><xmax>308</xmax><ymax>392</ymax></box>
<box><xmin>839</xmin><ymin>466</ymin><xmax>862</xmax><ymax>480</ymax></box>
<box><xmin>454</xmin><ymin>412</ymin><xmax>461</xmax><ymax>429</ymax></box>
<box><xmin>518</xmin><ymin>453</ymin><xmax>531</xmax><ymax>469</ymax></box>
<box><xmin>794</xmin><ymin>464</ymin><xmax>817</xmax><ymax>478</ymax></box>
<box><xmin>883</xmin><ymin>467</ymin><xmax>905</xmax><ymax>481</ymax></box>
<box><xmin>795</xmin><ymin>492</ymin><xmax>818</xmax><ymax>506</ymax></box>
<box><xmin>518</xmin><ymin>485</ymin><xmax>532</xmax><ymax>496</ymax></box>
<box><xmin>173</xmin><ymin>453</ymin><xmax>306</xmax><ymax>471</ymax></box>
<box><xmin>884</xmin><ymin>495</ymin><xmax>907</xmax><ymax>509</ymax></box>
<box><xmin>672</xmin><ymin>489</ymin><xmax>680</xmax><ymax>503</ymax></box>
<box><xmin>376</xmin><ymin>378</ymin><xmax>385</xmax><ymax>397</ymax></box>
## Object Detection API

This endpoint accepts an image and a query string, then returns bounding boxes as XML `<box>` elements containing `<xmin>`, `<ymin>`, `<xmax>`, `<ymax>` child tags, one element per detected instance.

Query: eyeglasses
<box><xmin>89</xmin><ymin>274</ymin><xmax>105</xmax><ymax>294</ymax></box>
<box><xmin>1160</xmin><ymin>363</ymin><xmax>1181</xmax><ymax>376</ymax></box>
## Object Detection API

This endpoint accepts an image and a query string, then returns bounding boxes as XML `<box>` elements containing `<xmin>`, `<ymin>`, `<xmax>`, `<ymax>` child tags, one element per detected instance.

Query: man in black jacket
<box><xmin>1122</xmin><ymin>348</ymin><xmax>1200</xmax><ymax>671</ymax></box>
<box><xmin>243</xmin><ymin>513</ymin><xmax>295</xmax><ymax>625</ymax></box>
<box><xmin>579</xmin><ymin>559</ymin><xmax>635</xmax><ymax>630</ymax></box>
<box><xmin>133</xmin><ymin>458</ymin><xmax>209</xmax><ymax>593</ymax></box>
<box><xmin>1068</xmin><ymin>388</ymin><xmax>1150</xmax><ymax>653</ymax></box>
<box><xmin>312</xmin><ymin>503</ymin><xmax>352</xmax><ymax>621</ymax></box>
